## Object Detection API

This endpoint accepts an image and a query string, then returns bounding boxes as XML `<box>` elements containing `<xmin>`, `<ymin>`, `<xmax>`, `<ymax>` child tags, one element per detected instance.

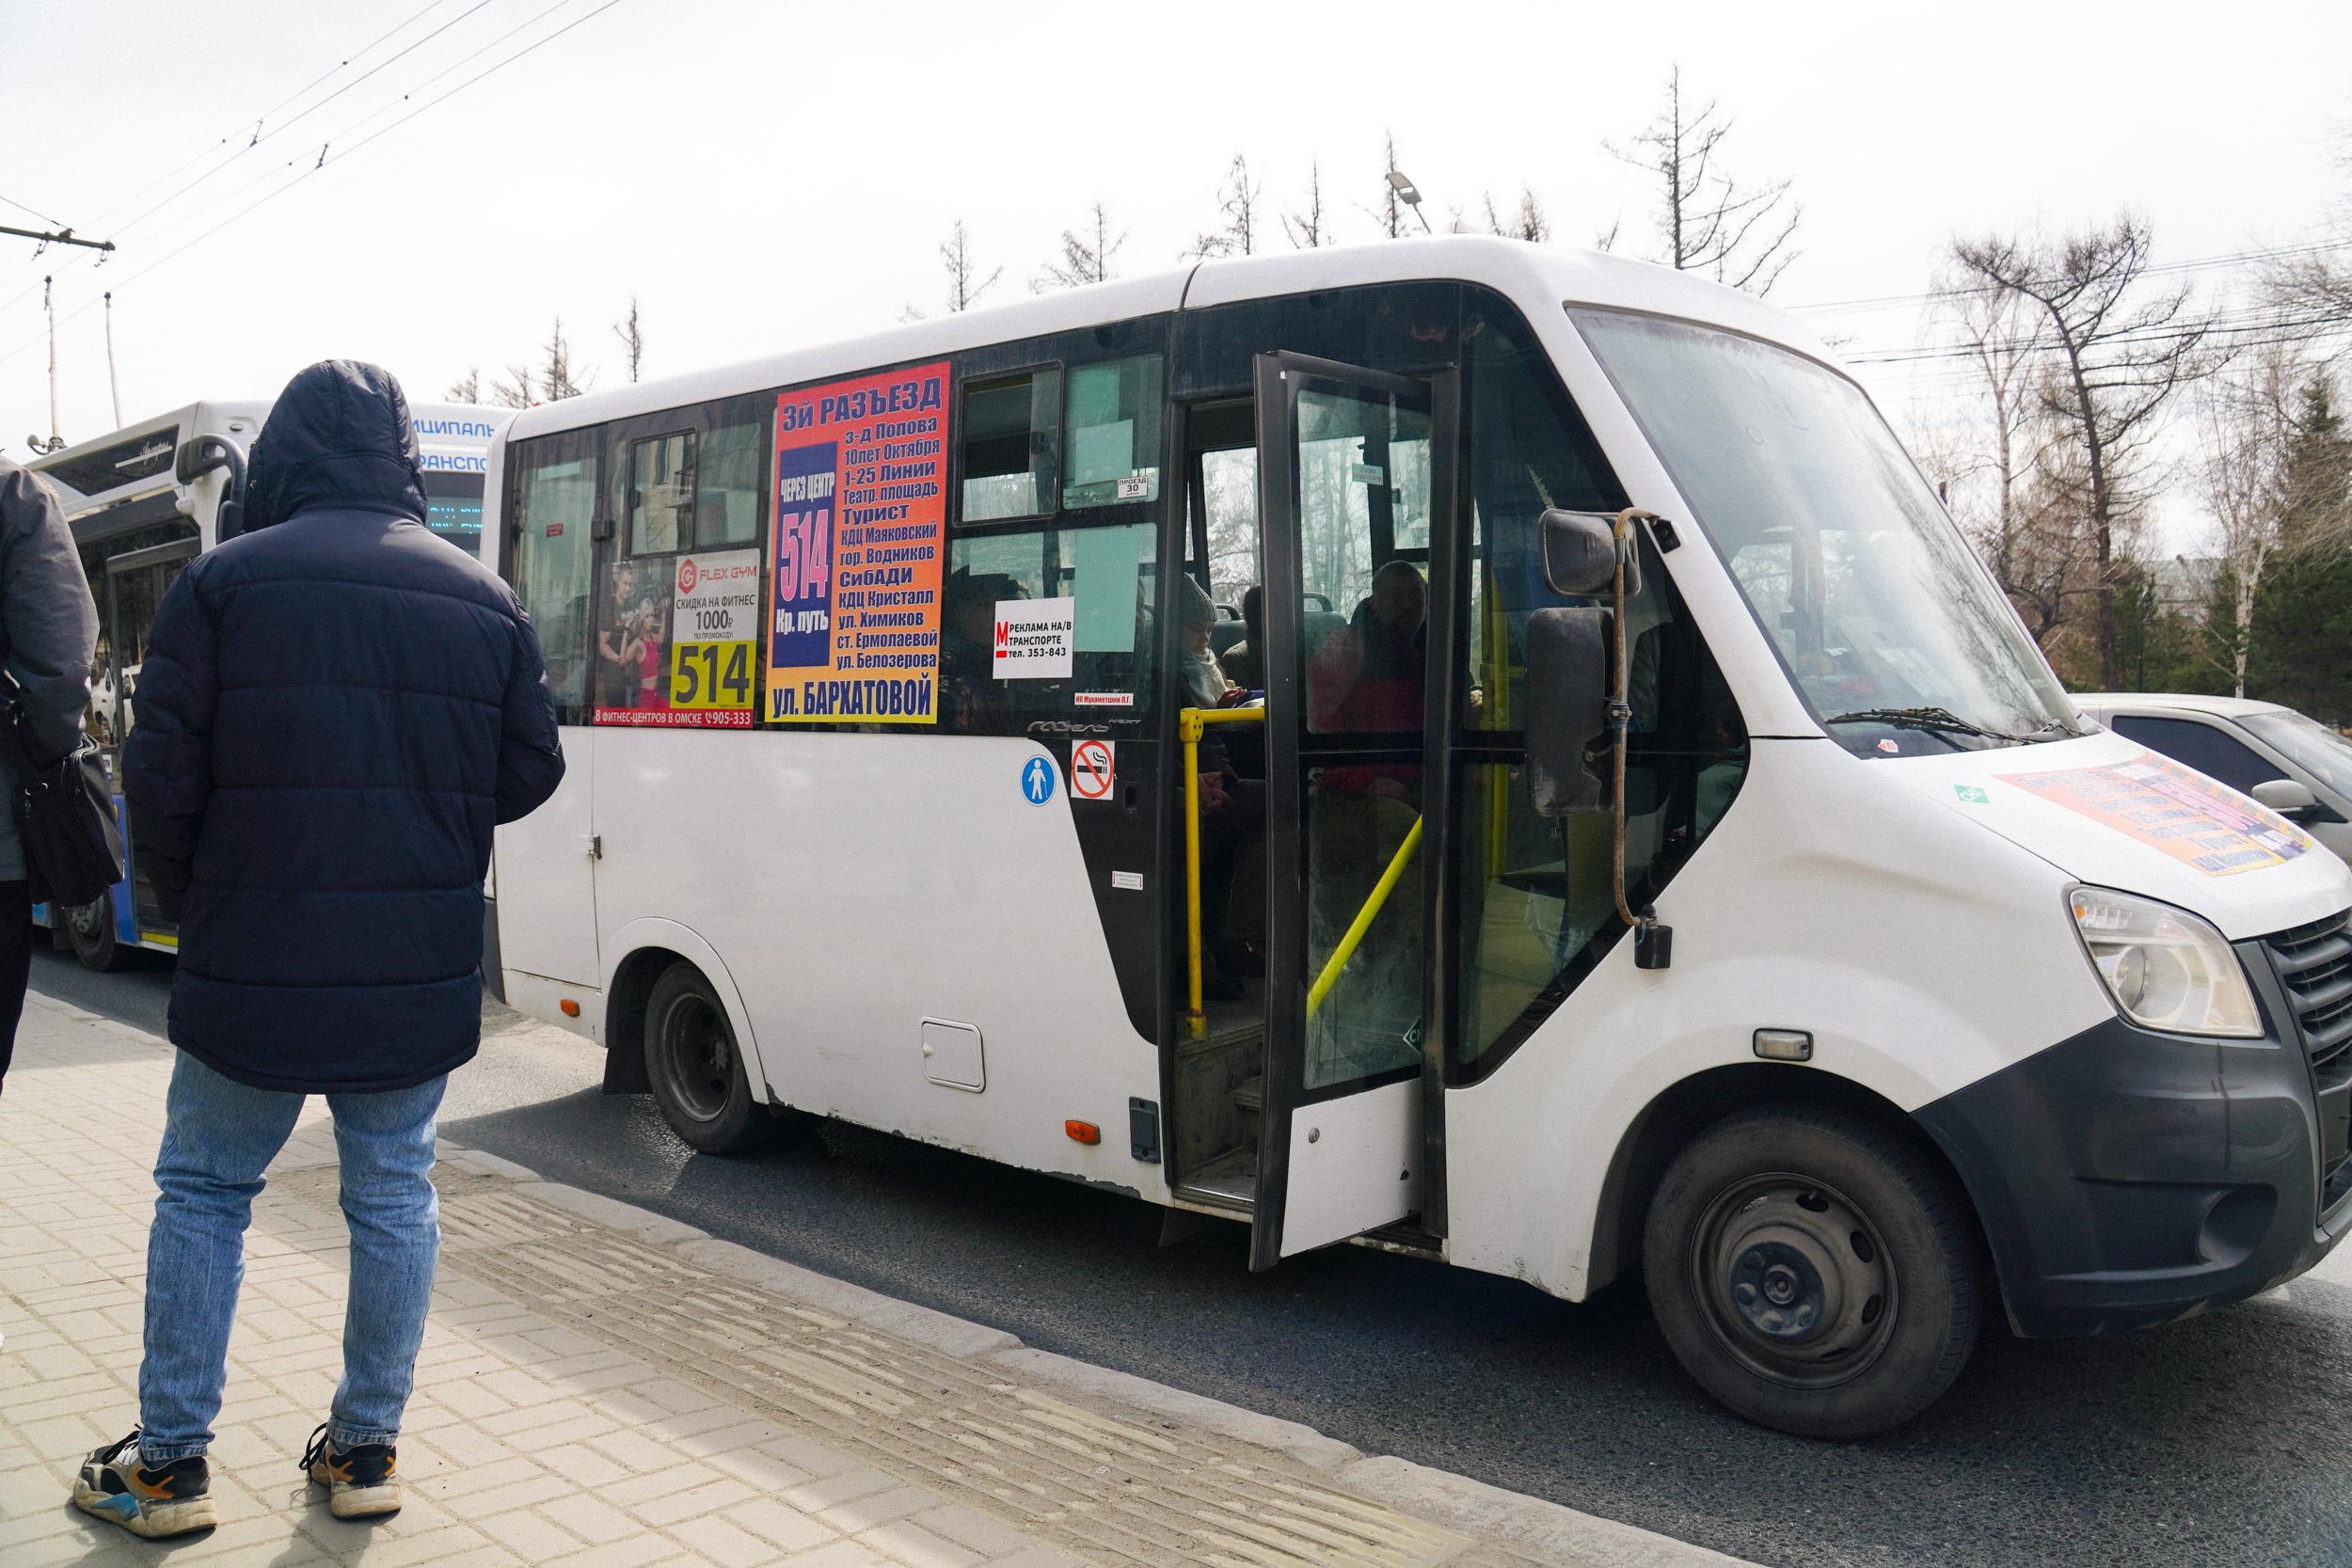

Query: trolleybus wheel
<box><xmin>644</xmin><ymin>961</ymin><xmax>765</xmax><ymax>1155</ymax></box>
<box><xmin>65</xmin><ymin>895</ymin><xmax>124</xmax><ymax>973</ymax></box>
<box><xmin>1643</xmin><ymin>1104</ymin><xmax>1984</xmax><ymax>1439</ymax></box>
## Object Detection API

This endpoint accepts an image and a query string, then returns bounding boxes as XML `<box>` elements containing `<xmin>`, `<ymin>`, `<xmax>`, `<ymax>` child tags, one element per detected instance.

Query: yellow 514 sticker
<box><xmin>669</xmin><ymin>639</ymin><xmax>756</xmax><ymax>711</ymax></box>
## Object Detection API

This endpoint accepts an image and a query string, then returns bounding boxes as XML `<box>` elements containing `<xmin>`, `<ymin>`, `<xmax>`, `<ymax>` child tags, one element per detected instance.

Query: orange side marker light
<box><xmin>559</xmin><ymin>998</ymin><xmax>580</xmax><ymax>1017</ymax></box>
<box><xmin>1065</xmin><ymin>1119</ymin><xmax>1101</xmax><ymax>1145</ymax></box>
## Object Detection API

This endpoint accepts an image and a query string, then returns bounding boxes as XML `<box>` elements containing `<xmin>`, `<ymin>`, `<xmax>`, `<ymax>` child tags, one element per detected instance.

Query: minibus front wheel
<box><xmin>644</xmin><ymin>961</ymin><xmax>767</xmax><ymax>1155</ymax></box>
<box><xmin>1643</xmin><ymin>1104</ymin><xmax>1986</xmax><ymax>1439</ymax></box>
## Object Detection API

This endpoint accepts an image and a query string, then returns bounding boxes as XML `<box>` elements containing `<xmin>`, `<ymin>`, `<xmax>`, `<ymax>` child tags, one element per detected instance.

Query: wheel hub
<box><xmin>1693</xmin><ymin>1177</ymin><xmax>1896</xmax><ymax>1388</ymax></box>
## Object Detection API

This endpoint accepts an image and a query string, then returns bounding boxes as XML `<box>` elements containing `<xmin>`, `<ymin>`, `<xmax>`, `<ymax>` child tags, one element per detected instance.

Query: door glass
<box><xmin>1290</xmin><ymin>383</ymin><xmax>1432</xmax><ymax>1091</ymax></box>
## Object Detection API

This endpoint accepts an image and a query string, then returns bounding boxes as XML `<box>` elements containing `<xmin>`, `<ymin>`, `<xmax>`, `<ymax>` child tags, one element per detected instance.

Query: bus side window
<box><xmin>1061</xmin><ymin>355</ymin><xmax>1163</xmax><ymax>510</ymax></box>
<box><xmin>960</xmin><ymin>367</ymin><xmax>1060</xmax><ymax>524</ymax></box>
<box><xmin>509</xmin><ymin>436</ymin><xmax>600</xmax><ymax>717</ymax></box>
<box><xmin>940</xmin><ymin>522</ymin><xmax>1156</xmax><ymax>734</ymax></box>
<box><xmin>628</xmin><ymin>431</ymin><xmax>696</xmax><ymax>556</ymax></box>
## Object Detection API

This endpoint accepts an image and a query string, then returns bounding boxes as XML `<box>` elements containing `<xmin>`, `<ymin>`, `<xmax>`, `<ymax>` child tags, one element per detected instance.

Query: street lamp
<box><xmin>1386</xmin><ymin>169</ymin><xmax>1433</xmax><ymax>234</ymax></box>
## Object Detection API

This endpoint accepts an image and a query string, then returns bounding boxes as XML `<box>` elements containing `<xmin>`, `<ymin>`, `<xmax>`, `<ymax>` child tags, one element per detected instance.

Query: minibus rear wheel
<box><xmin>1643</xmin><ymin>1104</ymin><xmax>1983</xmax><ymax>1439</ymax></box>
<box><xmin>644</xmin><ymin>962</ymin><xmax>765</xmax><ymax>1155</ymax></box>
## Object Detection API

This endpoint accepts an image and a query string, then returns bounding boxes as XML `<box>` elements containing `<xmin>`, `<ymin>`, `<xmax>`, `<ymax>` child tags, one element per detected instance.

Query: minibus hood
<box><xmin>1879</xmin><ymin>728</ymin><xmax>2352</xmax><ymax>942</ymax></box>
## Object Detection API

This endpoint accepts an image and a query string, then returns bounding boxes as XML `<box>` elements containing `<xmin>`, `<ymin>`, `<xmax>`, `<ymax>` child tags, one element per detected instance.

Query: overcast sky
<box><xmin>4</xmin><ymin>0</ymin><xmax>2346</xmax><ymax>549</ymax></box>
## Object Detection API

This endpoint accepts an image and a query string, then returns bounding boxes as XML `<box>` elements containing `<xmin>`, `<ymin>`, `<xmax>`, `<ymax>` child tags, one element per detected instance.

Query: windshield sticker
<box><xmin>1995</xmin><ymin>752</ymin><xmax>2312</xmax><ymax>877</ymax></box>
<box><xmin>765</xmin><ymin>361</ymin><xmax>949</xmax><ymax>724</ymax></box>
<box><xmin>1953</xmin><ymin>784</ymin><xmax>1990</xmax><ymax>805</ymax></box>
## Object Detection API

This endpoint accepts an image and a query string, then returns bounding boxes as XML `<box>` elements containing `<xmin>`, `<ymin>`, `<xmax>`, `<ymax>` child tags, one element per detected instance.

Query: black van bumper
<box><xmin>1915</xmin><ymin>942</ymin><xmax>2352</xmax><ymax>1338</ymax></box>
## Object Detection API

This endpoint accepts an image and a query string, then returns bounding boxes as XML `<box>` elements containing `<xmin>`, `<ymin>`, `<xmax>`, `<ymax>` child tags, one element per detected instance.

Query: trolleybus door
<box><xmin>1248</xmin><ymin>352</ymin><xmax>1456</xmax><ymax>1270</ymax></box>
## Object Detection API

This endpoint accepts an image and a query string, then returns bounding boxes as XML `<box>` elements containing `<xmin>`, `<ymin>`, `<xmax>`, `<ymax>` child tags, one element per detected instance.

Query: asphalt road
<box><xmin>37</xmin><ymin>948</ymin><xmax>2352</xmax><ymax>1568</ymax></box>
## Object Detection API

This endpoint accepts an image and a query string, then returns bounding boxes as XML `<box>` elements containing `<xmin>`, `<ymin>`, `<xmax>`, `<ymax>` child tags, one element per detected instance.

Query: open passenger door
<box><xmin>1248</xmin><ymin>353</ymin><xmax>1457</xmax><ymax>1272</ymax></box>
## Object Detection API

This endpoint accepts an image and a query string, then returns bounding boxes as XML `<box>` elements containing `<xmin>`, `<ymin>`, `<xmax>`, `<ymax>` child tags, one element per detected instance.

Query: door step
<box><xmin>1233</xmin><ymin>1075</ymin><xmax>1263</xmax><ymax>1158</ymax></box>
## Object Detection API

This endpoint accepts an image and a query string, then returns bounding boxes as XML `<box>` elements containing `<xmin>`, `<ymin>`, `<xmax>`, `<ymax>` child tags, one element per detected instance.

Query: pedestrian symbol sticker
<box><xmin>1070</xmin><ymin>739</ymin><xmax>1116</xmax><ymax>801</ymax></box>
<box><xmin>1022</xmin><ymin>755</ymin><xmax>1057</xmax><ymax>805</ymax></box>
<box><xmin>1954</xmin><ymin>785</ymin><xmax>1990</xmax><ymax>805</ymax></box>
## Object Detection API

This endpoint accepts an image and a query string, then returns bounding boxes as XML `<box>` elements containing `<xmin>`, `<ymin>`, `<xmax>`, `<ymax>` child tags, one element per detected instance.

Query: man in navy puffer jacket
<box><xmin>75</xmin><ymin>362</ymin><xmax>564</xmax><ymax>1539</ymax></box>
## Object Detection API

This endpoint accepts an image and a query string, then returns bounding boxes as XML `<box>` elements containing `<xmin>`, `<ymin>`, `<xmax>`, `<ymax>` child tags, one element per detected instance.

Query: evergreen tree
<box><xmin>2249</xmin><ymin>378</ymin><xmax>2352</xmax><ymax>723</ymax></box>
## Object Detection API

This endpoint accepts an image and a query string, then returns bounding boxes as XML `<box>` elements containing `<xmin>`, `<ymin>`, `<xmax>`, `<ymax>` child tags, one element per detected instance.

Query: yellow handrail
<box><xmin>1306</xmin><ymin>814</ymin><xmax>1422</xmax><ymax>1019</ymax></box>
<box><xmin>1180</xmin><ymin>705</ymin><xmax>1267</xmax><ymax>1038</ymax></box>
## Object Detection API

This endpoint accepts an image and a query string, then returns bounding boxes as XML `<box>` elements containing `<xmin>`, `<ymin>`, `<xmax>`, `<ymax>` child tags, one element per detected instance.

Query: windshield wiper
<box><xmin>1823</xmin><ymin>706</ymin><xmax>2026</xmax><ymax>745</ymax></box>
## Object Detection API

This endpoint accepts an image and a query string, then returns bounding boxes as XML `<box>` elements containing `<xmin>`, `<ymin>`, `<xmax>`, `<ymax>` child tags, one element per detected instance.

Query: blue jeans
<box><xmin>138</xmin><ymin>1051</ymin><xmax>446</xmax><ymax>1463</ymax></box>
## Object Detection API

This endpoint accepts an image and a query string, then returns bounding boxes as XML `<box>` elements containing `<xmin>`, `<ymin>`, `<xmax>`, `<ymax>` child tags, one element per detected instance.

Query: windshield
<box><xmin>1574</xmin><ymin>309</ymin><xmax>2081</xmax><ymax>757</ymax></box>
<box><xmin>2243</xmin><ymin>710</ymin><xmax>2352</xmax><ymax>800</ymax></box>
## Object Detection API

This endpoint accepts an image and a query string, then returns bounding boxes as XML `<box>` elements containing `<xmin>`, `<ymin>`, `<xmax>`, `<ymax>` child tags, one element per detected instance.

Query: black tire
<box><xmin>65</xmin><ymin>895</ymin><xmax>124</xmax><ymax>972</ymax></box>
<box><xmin>1643</xmin><ymin>1104</ymin><xmax>1985</xmax><ymax>1440</ymax></box>
<box><xmin>644</xmin><ymin>962</ymin><xmax>767</xmax><ymax>1155</ymax></box>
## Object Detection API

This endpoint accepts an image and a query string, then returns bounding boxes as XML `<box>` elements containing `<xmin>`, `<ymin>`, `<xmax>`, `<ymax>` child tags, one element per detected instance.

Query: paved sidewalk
<box><xmin>1</xmin><ymin>991</ymin><xmax>1750</xmax><ymax>1568</ymax></box>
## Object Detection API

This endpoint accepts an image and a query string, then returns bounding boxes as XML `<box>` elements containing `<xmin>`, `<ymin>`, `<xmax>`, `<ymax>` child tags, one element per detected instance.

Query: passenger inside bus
<box><xmin>1308</xmin><ymin>560</ymin><xmax>1428</xmax><ymax>797</ymax></box>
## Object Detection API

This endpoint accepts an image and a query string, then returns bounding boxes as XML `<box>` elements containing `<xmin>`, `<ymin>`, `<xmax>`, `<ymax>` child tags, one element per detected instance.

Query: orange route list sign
<box><xmin>765</xmin><ymin>360</ymin><xmax>949</xmax><ymax>723</ymax></box>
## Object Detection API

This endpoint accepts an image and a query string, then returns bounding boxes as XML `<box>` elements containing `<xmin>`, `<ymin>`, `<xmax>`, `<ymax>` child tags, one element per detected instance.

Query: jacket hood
<box><xmin>243</xmin><ymin>360</ymin><xmax>426</xmax><ymax>531</ymax></box>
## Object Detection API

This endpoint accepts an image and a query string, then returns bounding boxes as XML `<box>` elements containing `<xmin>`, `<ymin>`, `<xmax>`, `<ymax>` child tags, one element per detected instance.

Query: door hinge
<box><xmin>581</xmin><ymin>834</ymin><xmax>602</xmax><ymax>860</ymax></box>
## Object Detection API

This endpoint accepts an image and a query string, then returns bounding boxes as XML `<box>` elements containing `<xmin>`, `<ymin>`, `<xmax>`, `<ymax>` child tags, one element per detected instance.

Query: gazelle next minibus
<box><xmin>481</xmin><ymin>236</ymin><xmax>2352</xmax><ymax>1437</ymax></box>
<box><xmin>28</xmin><ymin>397</ymin><xmax>508</xmax><ymax>968</ymax></box>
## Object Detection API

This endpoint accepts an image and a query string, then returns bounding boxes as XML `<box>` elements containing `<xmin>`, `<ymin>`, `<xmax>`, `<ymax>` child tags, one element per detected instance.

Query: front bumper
<box><xmin>1916</xmin><ymin>924</ymin><xmax>2352</xmax><ymax>1338</ymax></box>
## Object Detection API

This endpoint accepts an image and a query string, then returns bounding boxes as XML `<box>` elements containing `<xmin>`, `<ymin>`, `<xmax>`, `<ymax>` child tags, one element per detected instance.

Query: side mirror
<box><xmin>176</xmin><ymin>436</ymin><xmax>247</xmax><ymax>541</ymax></box>
<box><xmin>1523</xmin><ymin>605</ymin><xmax>1611</xmax><ymax>816</ymax></box>
<box><xmin>1541</xmin><ymin>509</ymin><xmax>1640</xmax><ymax>598</ymax></box>
<box><xmin>2253</xmin><ymin>779</ymin><xmax>2317</xmax><ymax>819</ymax></box>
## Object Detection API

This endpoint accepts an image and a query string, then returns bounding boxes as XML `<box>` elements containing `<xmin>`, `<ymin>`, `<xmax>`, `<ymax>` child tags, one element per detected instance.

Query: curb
<box><xmin>434</xmin><ymin>1136</ymin><xmax>1764</xmax><ymax>1568</ymax></box>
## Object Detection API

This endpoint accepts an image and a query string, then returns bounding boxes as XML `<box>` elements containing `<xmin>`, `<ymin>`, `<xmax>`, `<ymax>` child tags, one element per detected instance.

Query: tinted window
<box><xmin>1062</xmin><ymin>355</ymin><xmax>1164</xmax><ymax>509</ymax></box>
<box><xmin>941</xmin><ymin>522</ymin><xmax>1157</xmax><ymax>733</ymax></box>
<box><xmin>2109</xmin><ymin>715</ymin><xmax>2285</xmax><ymax>794</ymax></box>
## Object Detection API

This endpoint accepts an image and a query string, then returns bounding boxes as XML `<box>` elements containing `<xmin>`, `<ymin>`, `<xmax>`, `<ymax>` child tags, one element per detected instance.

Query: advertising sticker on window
<box><xmin>766</xmin><ymin>361</ymin><xmax>950</xmax><ymax>723</ymax></box>
<box><xmin>594</xmin><ymin>549</ymin><xmax>761</xmax><ymax>727</ymax></box>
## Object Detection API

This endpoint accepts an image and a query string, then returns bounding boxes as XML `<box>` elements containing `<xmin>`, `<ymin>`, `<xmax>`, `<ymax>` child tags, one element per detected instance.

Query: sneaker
<box><xmin>301</xmin><ymin>1422</ymin><xmax>401</xmax><ymax>1519</ymax></box>
<box><xmin>71</xmin><ymin>1429</ymin><xmax>218</xmax><ymax>1539</ymax></box>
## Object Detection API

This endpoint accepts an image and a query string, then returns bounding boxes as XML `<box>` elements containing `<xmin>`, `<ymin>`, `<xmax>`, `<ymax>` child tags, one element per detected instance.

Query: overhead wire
<box><xmin>0</xmin><ymin>0</ymin><xmax>630</xmax><ymax>370</ymax></box>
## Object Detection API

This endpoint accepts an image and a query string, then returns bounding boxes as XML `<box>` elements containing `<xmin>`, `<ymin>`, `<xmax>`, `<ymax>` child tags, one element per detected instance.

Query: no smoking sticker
<box><xmin>1071</xmin><ymin>739</ymin><xmax>1116</xmax><ymax>801</ymax></box>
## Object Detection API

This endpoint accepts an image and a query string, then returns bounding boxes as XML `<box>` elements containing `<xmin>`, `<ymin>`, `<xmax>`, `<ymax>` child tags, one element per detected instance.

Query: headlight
<box><xmin>2068</xmin><ymin>887</ymin><xmax>2262</xmax><ymax>1038</ymax></box>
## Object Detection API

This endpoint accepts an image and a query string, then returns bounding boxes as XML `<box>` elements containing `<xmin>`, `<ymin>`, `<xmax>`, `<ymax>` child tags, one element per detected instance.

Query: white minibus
<box><xmin>27</xmin><ymin>397</ymin><xmax>509</xmax><ymax>968</ymax></box>
<box><xmin>482</xmin><ymin>237</ymin><xmax>2352</xmax><ymax>1437</ymax></box>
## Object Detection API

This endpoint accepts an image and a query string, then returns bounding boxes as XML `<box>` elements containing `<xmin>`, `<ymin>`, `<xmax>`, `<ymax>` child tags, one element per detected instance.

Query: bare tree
<box><xmin>1283</xmin><ymin>161</ymin><xmax>1330</xmax><ymax>248</ymax></box>
<box><xmin>446</xmin><ymin>367</ymin><xmax>483</xmax><ymax>403</ymax></box>
<box><xmin>907</xmin><ymin>220</ymin><xmax>1004</xmax><ymax>319</ymax></box>
<box><xmin>538</xmin><ymin>315</ymin><xmax>591</xmax><ymax>401</ymax></box>
<box><xmin>2199</xmin><ymin>346</ymin><xmax>2304</xmax><ymax>695</ymax></box>
<box><xmin>1034</xmin><ymin>201</ymin><xmax>1126</xmax><ymax>291</ymax></box>
<box><xmin>1953</xmin><ymin>218</ymin><xmax>2221</xmax><ymax>688</ymax></box>
<box><xmin>1365</xmin><ymin>131</ymin><xmax>1408</xmax><ymax>239</ymax></box>
<box><xmin>2265</xmin><ymin>126</ymin><xmax>2352</xmax><ymax>340</ymax></box>
<box><xmin>1482</xmin><ymin>187</ymin><xmax>1549</xmax><ymax>243</ymax></box>
<box><xmin>1933</xmin><ymin>263</ymin><xmax>2068</xmax><ymax>636</ymax></box>
<box><xmin>1191</xmin><ymin>153</ymin><xmax>1263</xmax><ymax>259</ymax></box>
<box><xmin>490</xmin><ymin>364</ymin><xmax>533</xmax><ymax>409</ymax></box>
<box><xmin>1608</xmin><ymin>66</ymin><xmax>1800</xmax><ymax>293</ymax></box>
<box><xmin>612</xmin><ymin>295</ymin><xmax>644</xmax><ymax>384</ymax></box>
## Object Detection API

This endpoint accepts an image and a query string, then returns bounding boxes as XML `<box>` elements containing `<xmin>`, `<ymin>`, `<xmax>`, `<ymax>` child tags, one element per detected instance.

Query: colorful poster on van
<box><xmin>1996</xmin><ymin>750</ymin><xmax>2312</xmax><ymax>877</ymax></box>
<box><xmin>765</xmin><ymin>361</ymin><xmax>950</xmax><ymax>724</ymax></box>
<box><xmin>593</xmin><ymin>549</ymin><xmax>760</xmax><ymax>728</ymax></box>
